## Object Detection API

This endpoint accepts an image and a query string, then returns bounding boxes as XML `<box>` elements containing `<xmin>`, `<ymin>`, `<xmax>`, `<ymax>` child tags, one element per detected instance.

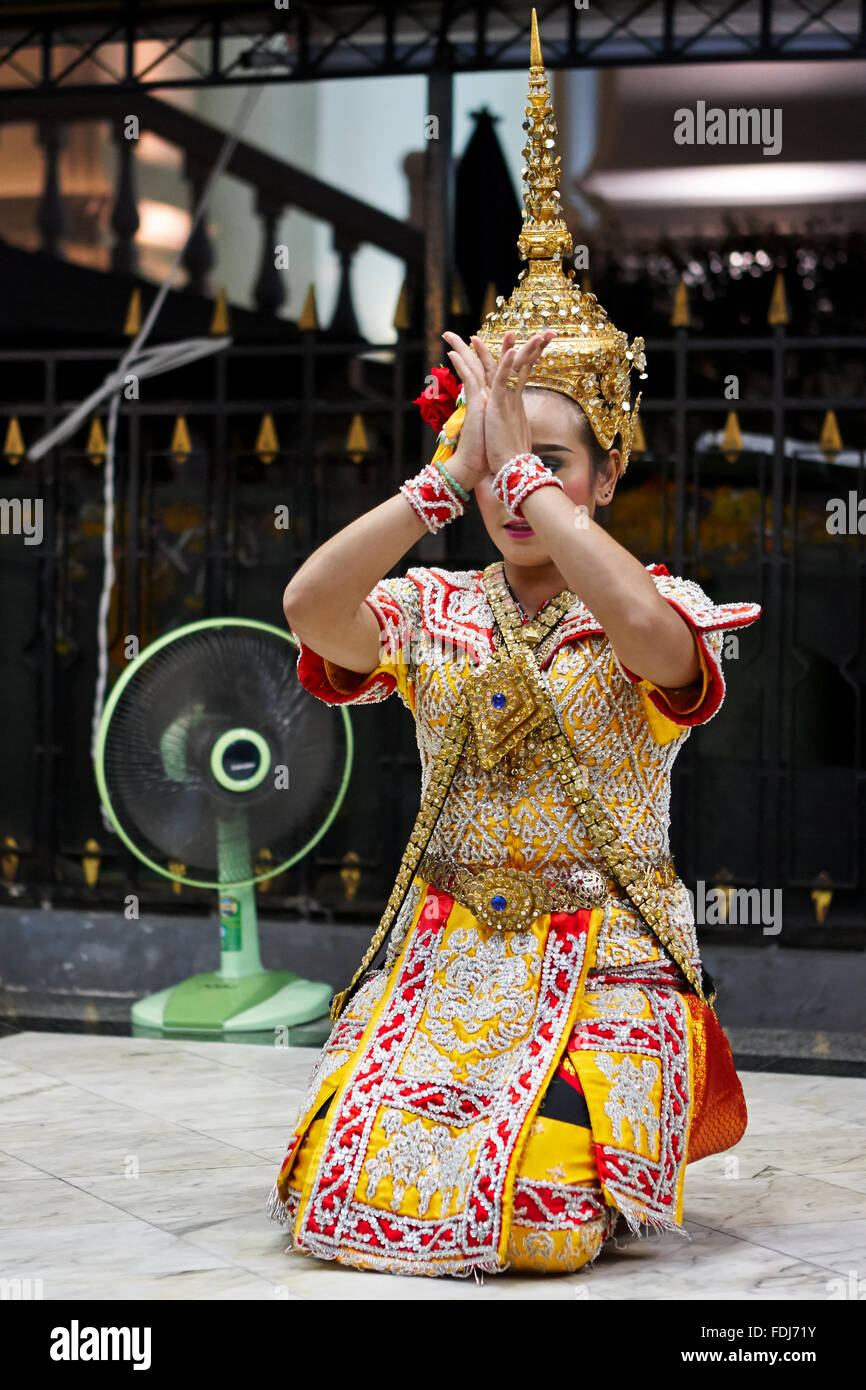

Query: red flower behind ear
<box><xmin>413</xmin><ymin>366</ymin><xmax>461</xmax><ymax>433</ymax></box>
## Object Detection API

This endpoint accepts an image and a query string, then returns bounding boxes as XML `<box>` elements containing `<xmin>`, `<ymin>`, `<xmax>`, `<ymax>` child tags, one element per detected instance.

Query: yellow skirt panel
<box><xmin>287</xmin><ymin>1108</ymin><xmax>609</xmax><ymax>1274</ymax></box>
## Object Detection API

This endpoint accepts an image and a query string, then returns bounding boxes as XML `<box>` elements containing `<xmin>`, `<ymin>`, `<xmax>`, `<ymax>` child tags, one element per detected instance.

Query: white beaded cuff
<box><xmin>399</xmin><ymin>459</ymin><xmax>466</xmax><ymax>533</ymax></box>
<box><xmin>491</xmin><ymin>452</ymin><xmax>565</xmax><ymax>521</ymax></box>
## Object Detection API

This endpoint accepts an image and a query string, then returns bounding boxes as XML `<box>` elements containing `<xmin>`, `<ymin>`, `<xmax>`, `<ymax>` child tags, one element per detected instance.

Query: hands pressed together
<box><xmin>442</xmin><ymin>328</ymin><xmax>557</xmax><ymax>489</ymax></box>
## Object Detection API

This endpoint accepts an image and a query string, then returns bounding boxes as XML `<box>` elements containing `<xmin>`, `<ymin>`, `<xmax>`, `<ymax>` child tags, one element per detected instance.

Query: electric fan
<box><xmin>94</xmin><ymin>618</ymin><xmax>353</xmax><ymax>1037</ymax></box>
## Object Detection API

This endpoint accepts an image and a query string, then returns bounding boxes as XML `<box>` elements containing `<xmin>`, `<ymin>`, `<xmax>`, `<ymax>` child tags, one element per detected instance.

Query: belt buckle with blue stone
<box><xmin>463</xmin><ymin>866</ymin><xmax>544</xmax><ymax>932</ymax></box>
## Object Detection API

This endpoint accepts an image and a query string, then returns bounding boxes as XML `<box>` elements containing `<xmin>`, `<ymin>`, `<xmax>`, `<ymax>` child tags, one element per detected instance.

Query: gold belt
<box><xmin>418</xmin><ymin>850</ymin><xmax>677</xmax><ymax>933</ymax></box>
<box><xmin>417</xmin><ymin>850</ymin><xmax>607</xmax><ymax>932</ymax></box>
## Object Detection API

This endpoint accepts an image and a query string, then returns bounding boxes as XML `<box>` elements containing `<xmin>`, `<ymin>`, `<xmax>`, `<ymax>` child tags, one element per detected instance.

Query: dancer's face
<box><xmin>474</xmin><ymin>388</ymin><xmax>620</xmax><ymax>562</ymax></box>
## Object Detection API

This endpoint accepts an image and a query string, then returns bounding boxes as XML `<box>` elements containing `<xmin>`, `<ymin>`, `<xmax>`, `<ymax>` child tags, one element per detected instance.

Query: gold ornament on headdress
<box><xmin>476</xmin><ymin>8</ymin><xmax>647</xmax><ymax>472</ymax></box>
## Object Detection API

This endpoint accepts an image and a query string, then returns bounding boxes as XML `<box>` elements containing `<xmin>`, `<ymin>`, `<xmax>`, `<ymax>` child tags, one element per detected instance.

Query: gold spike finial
<box><xmin>255</xmin><ymin>412</ymin><xmax>279</xmax><ymax>465</ymax></box>
<box><xmin>671</xmin><ymin>279</ymin><xmax>690</xmax><ymax>328</ymax></box>
<box><xmin>819</xmin><ymin>409</ymin><xmax>842</xmax><ymax>461</ymax></box>
<box><xmin>393</xmin><ymin>280</ymin><xmax>411</xmax><ymax>333</ymax></box>
<box><xmin>1</xmin><ymin>834</ymin><xmax>20</xmax><ymax>885</ymax></box>
<box><xmin>170</xmin><ymin>416</ymin><xmax>192</xmax><ymax>464</ymax></box>
<box><xmin>530</xmin><ymin>8</ymin><xmax>542</xmax><ymax>67</ymax></box>
<box><xmin>450</xmin><ymin>271</ymin><xmax>470</xmax><ymax>317</ymax></box>
<box><xmin>86</xmin><ymin>417</ymin><xmax>106</xmax><ymax>466</ymax></box>
<box><xmin>123</xmin><ymin>287</ymin><xmax>142</xmax><ymax>337</ymax></box>
<box><xmin>721</xmin><ymin>411</ymin><xmax>743</xmax><ymax>463</ymax></box>
<box><xmin>82</xmin><ymin>838</ymin><xmax>101</xmax><ymax>888</ymax></box>
<box><xmin>811</xmin><ymin>870</ymin><xmax>833</xmax><ymax>924</ymax></box>
<box><xmin>299</xmin><ymin>284</ymin><xmax>319</xmax><ymax>332</ymax></box>
<box><xmin>768</xmin><ymin>272</ymin><xmax>789</xmax><ymax>326</ymax></box>
<box><xmin>340</xmin><ymin>850</ymin><xmax>362</xmax><ymax>902</ymax></box>
<box><xmin>210</xmin><ymin>288</ymin><xmax>230</xmax><ymax>335</ymax></box>
<box><xmin>345</xmin><ymin>413</ymin><xmax>369</xmax><ymax>463</ymax></box>
<box><xmin>3</xmin><ymin>417</ymin><xmax>25</xmax><ymax>465</ymax></box>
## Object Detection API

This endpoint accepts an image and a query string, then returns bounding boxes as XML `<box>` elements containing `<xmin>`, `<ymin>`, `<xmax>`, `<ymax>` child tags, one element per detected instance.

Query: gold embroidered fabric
<box><xmin>270</xmin><ymin>560</ymin><xmax>760</xmax><ymax>1275</ymax></box>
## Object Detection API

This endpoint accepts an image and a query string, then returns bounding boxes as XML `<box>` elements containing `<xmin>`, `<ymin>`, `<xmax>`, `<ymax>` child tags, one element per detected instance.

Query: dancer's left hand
<box><xmin>473</xmin><ymin>328</ymin><xmax>556</xmax><ymax>475</ymax></box>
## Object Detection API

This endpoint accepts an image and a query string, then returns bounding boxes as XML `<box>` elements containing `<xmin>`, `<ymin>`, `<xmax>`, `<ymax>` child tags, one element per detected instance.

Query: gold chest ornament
<box><xmin>464</xmin><ymin>563</ymin><xmax>573</xmax><ymax>780</ymax></box>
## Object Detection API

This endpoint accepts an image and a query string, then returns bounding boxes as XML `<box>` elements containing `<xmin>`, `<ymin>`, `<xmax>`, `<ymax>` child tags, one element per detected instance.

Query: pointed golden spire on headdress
<box><xmin>476</xmin><ymin>7</ymin><xmax>646</xmax><ymax>472</ymax></box>
<box><xmin>530</xmin><ymin>6</ymin><xmax>542</xmax><ymax>63</ymax></box>
<box><xmin>516</xmin><ymin>8</ymin><xmax>572</xmax><ymax>267</ymax></box>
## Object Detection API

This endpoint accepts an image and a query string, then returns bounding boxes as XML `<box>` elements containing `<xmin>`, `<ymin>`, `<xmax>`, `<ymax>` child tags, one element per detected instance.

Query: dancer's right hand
<box><xmin>441</xmin><ymin>330</ymin><xmax>490</xmax><ymax>491</ymax></box>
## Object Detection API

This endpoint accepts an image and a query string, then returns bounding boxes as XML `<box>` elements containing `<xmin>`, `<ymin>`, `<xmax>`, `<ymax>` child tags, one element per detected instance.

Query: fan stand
<box><xmin>95</xmin><ymin>622</ymin><xmax>351</xmax><ymax>1042</ymax></box>
<box><xmin>131</xmin><ymin>812</ymin><xmax>332</xmax><ymax>1037</ymax></box>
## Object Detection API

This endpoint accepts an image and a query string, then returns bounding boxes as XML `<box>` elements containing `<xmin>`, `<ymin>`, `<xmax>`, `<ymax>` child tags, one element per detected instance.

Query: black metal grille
<box><xmin>0</xmin><ymin>1</ymin><xmax>863</xmax><ymax>98</ymax></box>
<box><xmin>0</xmin><ymin>325</ymin><xmax>863</xmax><ymax>950</ymax></box>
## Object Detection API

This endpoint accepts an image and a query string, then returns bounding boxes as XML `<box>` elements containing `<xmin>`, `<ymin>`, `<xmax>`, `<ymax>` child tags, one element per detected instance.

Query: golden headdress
<box><xmin>476</xmin><ymin>8</ymin><xmax>647</xmax><ymax>472</ymax></box>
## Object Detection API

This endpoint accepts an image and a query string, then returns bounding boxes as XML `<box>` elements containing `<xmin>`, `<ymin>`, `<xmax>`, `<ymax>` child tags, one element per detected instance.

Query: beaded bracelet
<box><xmin>491</xmin><ymin>452</ymin><xmax>565</xmax><ymax>521</ymax></box>
<box><xmin>432</xmin><ymin>455</ymin><xmax>470</xmax><ymax>503</ymax></box>
<box><xmin>399</xmin><ymin>459</ymin><xmax>466</xmax><ymax>533</ymax></box>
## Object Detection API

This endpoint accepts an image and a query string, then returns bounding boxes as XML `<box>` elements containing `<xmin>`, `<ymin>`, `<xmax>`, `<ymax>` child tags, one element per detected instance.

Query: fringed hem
<box><xmin>266</xmin><ymin>1181</ymin><xmax>296</xmax><ymax>1228</ymax></box>
<box><xmin>266</xmin><ymin>1184</ymin><xmax>632</xmax><ymax>1279</ymax></box>
<box><xmin>606</xmin><ymin>1190</ymin><xmax>691</xmax><ymax>1241</ymax></box>
<box><xmin>266</xmin><ymin>1181</ymin><xmax>508</xmax><ymax>1277</ymax></box>
<box><xmin>317</xmin><ymin>1250</ymin><xmax>508</xmax><ymax>1280</ymax></box>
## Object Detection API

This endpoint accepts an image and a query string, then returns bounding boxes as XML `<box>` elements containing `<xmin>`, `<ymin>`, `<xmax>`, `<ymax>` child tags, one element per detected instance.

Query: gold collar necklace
<box><xmin>488</xmin><ymin>561</ymin><xmax>573</xmax><ymax>648</ymax></box>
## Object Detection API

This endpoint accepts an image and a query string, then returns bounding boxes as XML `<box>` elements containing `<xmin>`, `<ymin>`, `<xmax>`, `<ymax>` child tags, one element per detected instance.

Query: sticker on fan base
<box><xmin>220</xmin><ymin>896</ymin><xmax>241</xmax><ymax>950</ymax></box>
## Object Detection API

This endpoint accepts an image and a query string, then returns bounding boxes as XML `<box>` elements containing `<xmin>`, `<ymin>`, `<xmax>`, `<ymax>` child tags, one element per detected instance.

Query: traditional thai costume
<box><xmin>266</xmin><ymin>10</ymin><xmax>761</xmax><ymax>1279</ymax></box>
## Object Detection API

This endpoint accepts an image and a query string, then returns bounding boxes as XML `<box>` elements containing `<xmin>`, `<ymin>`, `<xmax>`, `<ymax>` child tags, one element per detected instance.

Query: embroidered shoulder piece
<box><xmin>643</xmin><ymin>564</ymin><xmax>762</xmax><ymax>633</ymax></box>
<box><xmin>404</xmin><ymin>565</ymin><xmax>492</xmax><ymax>663</ymax></box>
<box><xmin>602</xmin><ymin>564</ymin><xmax>762</xmax><ymax>729</ymax></box>
<box><xmin>543</xmin><ymin>563</ymin><xmax>761</xmax><ymax>648</ymax></box>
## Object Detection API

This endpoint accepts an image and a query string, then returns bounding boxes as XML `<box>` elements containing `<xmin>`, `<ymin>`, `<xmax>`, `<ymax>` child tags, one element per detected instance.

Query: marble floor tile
<box><xmin>683</xmin><ymin>1166</ymin><xmax>866</xmax><ymax>1230</ymax></box>
<box><xmin>2</xmin><ymin>1118</ymin><xmax>277</xmax><ymax>1180</ymax></box>
<box><xmin>691</xmin><ymin>1129</ymin><xmax>866</xmax><ymax>1183</ymax></box>
<box><xmin>69</xmin><ymin>1162</ymin><xmax>276</xmax><ymax>1228</ymax></box>
<box><xmin>0</xmin><ymin>1218</ymin><xmax>235</xmax><ymax>1287</ymax></box>
<box><xmin>190</xmin><ymin>1126</ymin><xmax>303</xmax><ymax>1163</ymax></box>
<box><xmin>570</xmin><ymin>1220</ymin><xmax>848</xmax><ymax>1301</ymax></box>
<box><xmin>808</xmin><ymin>1168</ymin><xmax>866</xmax><ymax>1197</ymax></box>
<box><xmin>0</xmin><ymin>1176</ymin><xmax>145</xmax><ymax>1227</ymax></box>
<box><xmin>0</xmin><ymin>1151</ymin><xmax>52</xmax><ymax>1182</ymax></box>
<box><xmin>725</xmin><ymin>1218</ymin><xmax>866</xmax><ymax>1277</ymax></box>
<box><xmin>33</xmin><ymin>1267</ymin><xmax>290</xmax><ymax>1301</ymax></box>
<box><xmin>3</xmin><ymin>1030</ymin><xmax>865</xmax><ymax>1301</ymax></box>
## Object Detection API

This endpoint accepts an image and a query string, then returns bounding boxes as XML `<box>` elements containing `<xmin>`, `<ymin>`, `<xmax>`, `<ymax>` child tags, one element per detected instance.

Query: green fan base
<box><xmin>130</xmin><ymin>971</ymin><xmax>333</xmax><ymax>1036</ymax></box>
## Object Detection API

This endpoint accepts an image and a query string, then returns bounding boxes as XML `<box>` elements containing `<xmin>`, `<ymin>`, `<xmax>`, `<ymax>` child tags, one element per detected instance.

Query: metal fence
<box><xmin>0</xmin><ymin>321</ymin><xmax>864</xmax><ymax>949</ymax></box>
